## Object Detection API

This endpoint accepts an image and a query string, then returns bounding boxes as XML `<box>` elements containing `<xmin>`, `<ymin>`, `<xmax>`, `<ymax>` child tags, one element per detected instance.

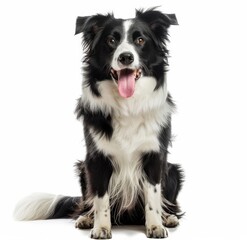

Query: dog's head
<box><xmin>75</xmin><ymin>8</ymin><xmax>178</xmax><ymax>98</ymax></box>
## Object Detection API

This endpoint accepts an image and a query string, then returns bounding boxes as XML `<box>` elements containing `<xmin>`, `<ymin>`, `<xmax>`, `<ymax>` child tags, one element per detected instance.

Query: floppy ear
<box><xmin>75</xmin><ymin>14</ymin><xmax>113</xmax><ymax>35</ymax></box>
<box><xmin>136</xmin><ymin>9</ymin><xmax>178</xmax><ymax>41</ymax></box>
<box><xmin>75</xmin><ymin>14</ymin><xmax>113</xmax><ymax>49</ymax></box>
<box><xmin>164</xmin><ymin>14</ymin><xmax>178</xmax><ymax>26</ymax></box>
<box><xmin>136</xmin><ymin>9</ymin><xmax>178</xmax><ymax>27</ymax></box>
<box><xmin>75</xmin><ymin>16</ymin><xmax>89</xmax><ymax>35</ymax></box>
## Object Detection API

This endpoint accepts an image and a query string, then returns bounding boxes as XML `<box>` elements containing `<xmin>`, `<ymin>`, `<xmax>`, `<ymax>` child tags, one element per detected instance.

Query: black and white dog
<box><xmin>14</xmin><ymin>8</ymin><xmax>183</xmax><ymax>239</ymax></box>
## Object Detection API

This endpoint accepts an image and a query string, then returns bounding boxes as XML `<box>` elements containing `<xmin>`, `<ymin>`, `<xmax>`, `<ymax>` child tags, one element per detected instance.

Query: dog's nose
<box><xmin>118</xmin><ymin>52</ymin><xmax>134</xmax><ymax>65</ymax></box>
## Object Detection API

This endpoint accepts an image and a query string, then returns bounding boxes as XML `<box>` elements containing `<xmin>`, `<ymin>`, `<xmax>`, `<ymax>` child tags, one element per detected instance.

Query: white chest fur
<box><xmin>83</xmin><ymin>76</ymin><xmax>173</xmax><ymax>210</ymax></box>
<box><xmin>86</xmin><ymin>76</ymin><xmax>172</xmax><ymax>158</ymax></box>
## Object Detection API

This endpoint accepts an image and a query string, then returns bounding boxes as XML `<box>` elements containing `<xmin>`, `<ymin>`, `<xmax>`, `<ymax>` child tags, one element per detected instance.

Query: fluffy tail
<box><xmin>13</xmin><ymin>193</ymin><xmax>81</xmax><ymax>221</ymax></box>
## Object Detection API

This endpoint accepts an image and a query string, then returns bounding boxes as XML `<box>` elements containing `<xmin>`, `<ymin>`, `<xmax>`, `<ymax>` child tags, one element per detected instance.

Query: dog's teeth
<box><xmin>134</xmin><ymin>69</ymin><xmax>142</xmax><ymax>80</ymax></box>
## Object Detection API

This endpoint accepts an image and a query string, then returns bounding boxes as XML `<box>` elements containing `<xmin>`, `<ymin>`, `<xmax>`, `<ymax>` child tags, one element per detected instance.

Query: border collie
<box><xmin>14</xmin><ymin>8</ymin><xmax>184</xmax><ymax>239</ymax></box>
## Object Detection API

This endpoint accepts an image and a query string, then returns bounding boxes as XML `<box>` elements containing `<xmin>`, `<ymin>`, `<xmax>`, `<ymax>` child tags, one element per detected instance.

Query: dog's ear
<box><xmin>136</xmin><ymin>9</ymin><xmax>178</xmax><ymax>27</ymax></box>
<box><xmin>163</xmin><ymin>14</ymin><xmax>178</xmax><ymax>26</ymax></box>
<box><xmin>75</xmin><ymin>14</ymin><xmax>113</xmax><ymax>36</ymax></box>
<box><xmin>136</xmin><ymin>9</ymin><xmax>178</xmax><ymax>40</ymax></box>
<box><xmin>75</xmin><ymin>14</ymin><xmax>113</xmax><ymax>49</ymax></box>
<box><xmin>75</xmin><ymin>16</ymin><xmax>89</xmax><ymax>35</ymax></box>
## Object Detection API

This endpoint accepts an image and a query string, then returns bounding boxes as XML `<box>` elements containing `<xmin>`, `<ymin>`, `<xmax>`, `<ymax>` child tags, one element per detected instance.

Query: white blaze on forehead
<box><xmin>123</xmin><ymin>20</ymin><xmax>132</xmax><ymax>41</ymax></box>
<box><xmin>111</xmin><ymin>20</ymin><xmax>140</xmax><ymax>71</ymax></box>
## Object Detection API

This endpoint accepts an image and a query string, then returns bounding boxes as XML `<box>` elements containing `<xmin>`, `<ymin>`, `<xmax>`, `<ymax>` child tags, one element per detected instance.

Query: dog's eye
<box><xmin>135</xmin><ymin>37</ymin><xmax>145</xmax><ymax>46</ymax></box>
<box><xmin>107</xmin><ymin>36</ymin><xmax>117</xmax><ymax>47</ymax></box>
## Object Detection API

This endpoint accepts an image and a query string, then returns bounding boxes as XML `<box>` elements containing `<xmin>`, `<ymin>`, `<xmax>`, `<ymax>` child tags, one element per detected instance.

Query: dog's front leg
<box><xmin>144</xmin><ymin>182</ymin><xmax>168</xmax><ymax>238</ymax></box>
<box><xmin>143</xmin><ymin>152</ymin><xmax>168</xmax><ymax>238</ymax></box>
<box><xmin>86</xmin><ymin>152</ymin><xmax>113</xmax><ymax>239</ymax></box>
<box><xmin>91</xmin><ymin>194</ymin><xmax>111</xmax><ymax>239</ymax></box>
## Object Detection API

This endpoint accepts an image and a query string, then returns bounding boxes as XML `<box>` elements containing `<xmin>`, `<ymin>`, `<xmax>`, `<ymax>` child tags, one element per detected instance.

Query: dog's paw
<box><xmin>146</xmin><ymin>225</ymin><xmax>168</xmax><ymax>238</ymax></box>
<box><xmin>164</xmin><ymin>214</ymin><xmax>179</xmax><ymax>228</ymax></box>
<box><xmin>75</xmin><ymin>215</ymin><xmax>94</xmax><ymax>229</ymax></box>
<box><xmin>90</xmin><ymin>227</ymin><xmax>112</xmax><ymax>239</ymax></box>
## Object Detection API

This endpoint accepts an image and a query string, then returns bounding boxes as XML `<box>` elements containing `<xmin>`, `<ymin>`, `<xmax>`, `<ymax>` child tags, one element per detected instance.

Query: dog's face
<box><xmin>75</xmin><ymin>9</ymin><xmax>178</xmax><ymax>98</ymax></box>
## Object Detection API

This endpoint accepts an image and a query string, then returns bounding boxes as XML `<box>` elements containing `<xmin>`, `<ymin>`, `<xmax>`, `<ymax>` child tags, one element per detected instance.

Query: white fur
<box><xmin>144</xmin><ymin>182</ymin><xmax>168</xmax><ymax>238</ymax></box>
<box><xmin>75</xmin><ymin>215</ymin><xmax>93</xmax><ymax>229</ymax></box>
<box><xmin>111</xmin><ymin>20</ymin><xmax>140</xmax><ymax>71</ymax></box>
<box><xmin>91</xmin><ymin>194</ymin><xmax>112</xmax><ymax>239</ymax></box>
<box><xmin>82</xmin><ymin>75</ymin><xmax>173</xmax><ymax>212</ymax></box>
<box><xmin>80</xmin><ymin>19</ymin><xmax>174</xmax><ymax>215</ymax></box>
<box><xmin>144</xmin><ymin>183</ymin><xmax>163</xmax><ymax>225</ymax></box>
<box><xmin>13</xmin><ymin>193</ymin><xmax>64</xmax><ymax>220</ymax></box>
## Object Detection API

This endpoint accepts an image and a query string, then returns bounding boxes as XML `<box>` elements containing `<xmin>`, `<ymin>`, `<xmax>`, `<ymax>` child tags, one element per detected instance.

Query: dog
<box><xmin>14</xmin><ymin>8</ymin><xmax>184</xmax><ymax>239</ymax></box>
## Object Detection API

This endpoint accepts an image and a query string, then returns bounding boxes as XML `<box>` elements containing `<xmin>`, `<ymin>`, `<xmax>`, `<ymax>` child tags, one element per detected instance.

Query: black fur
<box><xmin>76</xmin><ymin>103</ymin><xmax>113</xmax><ymax>140</ymax></box>
<box><xmin>142</xmin><ymin>152</ymin><xmax>163</xmax><ymax>185</ymax></box>
<box><xmin>52</xmin><ymin>160</ymin><xmax>184</xmax><ymax>224</ymax></box>
<box><xmin>14</xmin><ymin>9</ymin><xmax>184</xmax><ymax>240</ymax></box>
<box><xmin>75</xmin><ymin>160</ymin><xmax>184</xmax><ymax>225</ymax></box>
<box><xmin>73</xmin><ymin>8</ymin><xmax>183</xmax><ymax>226</ymax></box>
<box><xmin>74</xmin><ymin>9</ymin><xmax>178</xmax><ymax>97</ymax></box>
<box><xmin>85</xmin><ymin>151</ymin><xmax>113</xmax><ymax>197</ymax></box>
<box><xmin>50</xmin><ymin>196</ymin><xmax>81</xmax><ymax>219</ymax></box>
<box><xmin>15</xmin><ymin>8</ymin><xmax>184</xmax><ymax>238</ymax></box>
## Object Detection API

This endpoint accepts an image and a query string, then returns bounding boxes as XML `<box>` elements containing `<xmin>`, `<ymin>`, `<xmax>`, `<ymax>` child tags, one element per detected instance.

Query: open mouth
<box><xmin>110</xmin><ymin>68</ymin><xmax>142</xmax><ymax>98</ymax></box>
<box><xmin>110</xmin><ymin>68</ymin><xmax>142</xmax><ymax>82</ymax></box>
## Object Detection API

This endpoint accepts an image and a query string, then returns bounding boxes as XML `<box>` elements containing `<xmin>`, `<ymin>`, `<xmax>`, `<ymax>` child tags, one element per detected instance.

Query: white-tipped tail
<box><xmin>13</xmin><ymin>193</ymin><xmax>64</xmax><ymax>221</ymax></box>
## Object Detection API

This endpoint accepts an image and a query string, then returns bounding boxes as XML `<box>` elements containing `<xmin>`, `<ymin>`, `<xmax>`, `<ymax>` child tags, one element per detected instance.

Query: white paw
<box><xmin>90</xmin><ymin>227</ymin><xmax>112</xmax><ymax>239</ymax></box>
<box><xmin>164</xmin><ymin>214</ymin><xmax>179</xmax><ymax>228</ymax></box>
<box><xmin>75</xmin><ymin>215</ymin><xmax>94</xmax><ymax>229</ymax></box>
<box><xmin>146</xmin><ymin>225</ymin><xmax>168</xmax><ymax>238</ymax></box>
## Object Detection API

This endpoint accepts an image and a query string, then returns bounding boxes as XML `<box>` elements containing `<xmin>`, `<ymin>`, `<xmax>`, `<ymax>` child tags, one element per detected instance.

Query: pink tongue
<box><xmin>117</xmin><ymin>70</ymin><xmax>135</xmax><ymax>98</ymax></box>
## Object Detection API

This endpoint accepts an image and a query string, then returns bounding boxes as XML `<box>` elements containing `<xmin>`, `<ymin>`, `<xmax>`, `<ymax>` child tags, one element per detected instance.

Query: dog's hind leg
<box><xmin>75</xmin><ymin>161</ymin><xmax>94</xmax><ymax>229</ymax></box>
<box><xmin>162</xmin><ymin>163</ymin><xmax>184</xmax><ymax>228</ymax></box>
<box><xmin>75</xmin><ymin>214</ymin><xmax>94</xmax><ymax>229</ymax></box>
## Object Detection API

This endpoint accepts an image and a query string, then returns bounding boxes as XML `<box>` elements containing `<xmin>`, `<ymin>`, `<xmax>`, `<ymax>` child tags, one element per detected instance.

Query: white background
<box><xmin>1</xmin><ymin>0</ymin><xmax>247</xmax><ymax>239</ymax></box>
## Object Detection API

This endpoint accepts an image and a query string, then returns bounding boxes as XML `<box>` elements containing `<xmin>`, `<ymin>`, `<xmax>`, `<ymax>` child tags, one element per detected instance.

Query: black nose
<box><xmin>118</xmin><ymin>52</ymin><xmax>134</xmax><ymax>65</ymax></box>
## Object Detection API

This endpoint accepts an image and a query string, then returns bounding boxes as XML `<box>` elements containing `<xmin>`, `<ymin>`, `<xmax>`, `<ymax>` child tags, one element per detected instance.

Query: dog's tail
<box><xmin>13</xmin><ymin>193</ymin><xmax>81</xmax><ymax>220</ymax></box>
